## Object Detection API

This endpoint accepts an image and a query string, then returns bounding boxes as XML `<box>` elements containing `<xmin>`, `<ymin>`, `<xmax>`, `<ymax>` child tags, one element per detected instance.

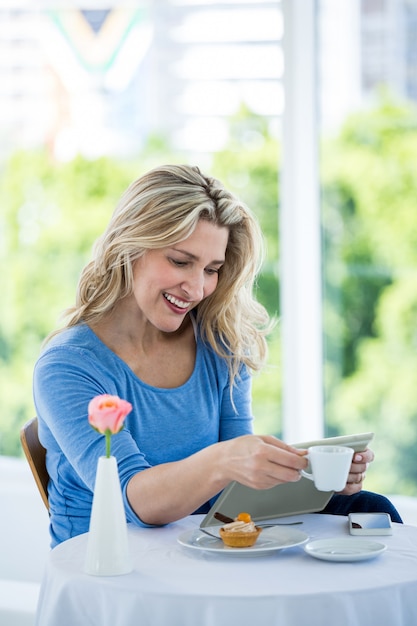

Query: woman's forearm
<box><xmin>126</xmin><ymin>435</ymin><xmax>307</xmax><ymax>525</ymax></box>
<box><xmin>126</xmin><ymin>441</ymin><xmax>230</xmax><ymax>525</ymax></box>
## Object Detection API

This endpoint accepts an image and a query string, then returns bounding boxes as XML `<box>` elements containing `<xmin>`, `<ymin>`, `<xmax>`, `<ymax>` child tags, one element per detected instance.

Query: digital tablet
<box><xmin>292</xmin><ymin>432</ymin><xmax>374</xmax><ymax>452</ymax></box>
<box><xmin>200</xmin><ymin>432</ymin><xmax>374</xmax><ymax>528</ymax></box>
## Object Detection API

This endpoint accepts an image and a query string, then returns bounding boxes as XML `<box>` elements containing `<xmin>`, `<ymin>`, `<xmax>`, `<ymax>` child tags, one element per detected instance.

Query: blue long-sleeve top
<box><xmin>33</xmin><ymin>323</ymin><xmax>253</xmax><ymax>546</ymax></box>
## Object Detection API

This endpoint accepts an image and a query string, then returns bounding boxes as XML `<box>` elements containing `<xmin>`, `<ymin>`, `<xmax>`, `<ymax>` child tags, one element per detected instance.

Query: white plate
<box><xmin>177</xmin><ymin>526</ymin><xmax>309</xmax><ymax>556</ymax></box>
<box><xmin>304</xmin><ymin>538</ymin><xmax>387</xmax><ymax>562</ymax></box>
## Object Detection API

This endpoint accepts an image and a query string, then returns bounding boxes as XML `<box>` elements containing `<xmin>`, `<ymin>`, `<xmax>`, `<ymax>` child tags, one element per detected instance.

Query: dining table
<box><xmin>35</xmin><ymin>513</ymin><xmax>417</xmax><ymax>626</ymax></box>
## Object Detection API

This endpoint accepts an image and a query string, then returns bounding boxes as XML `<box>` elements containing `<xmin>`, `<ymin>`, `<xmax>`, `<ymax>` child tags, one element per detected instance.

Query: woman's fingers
<box><xmin>227</xmin><ymin>435</ymin><xmax>308</xmax><ymax>490</ymax></box>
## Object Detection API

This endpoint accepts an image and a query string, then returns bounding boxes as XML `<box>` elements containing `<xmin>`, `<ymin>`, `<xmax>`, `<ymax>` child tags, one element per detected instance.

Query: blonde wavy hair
<box><xmin>54</xmin><ymin>164</ymin><xmax>272</xmax><ymax>386</ymax></box>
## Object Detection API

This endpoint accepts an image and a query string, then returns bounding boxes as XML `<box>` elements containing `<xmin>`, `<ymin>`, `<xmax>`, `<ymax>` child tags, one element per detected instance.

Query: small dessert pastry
<box><xmin>219</xmin><ymin>512</ymin><xmax>262</xmax><ymax>548</ymax></box>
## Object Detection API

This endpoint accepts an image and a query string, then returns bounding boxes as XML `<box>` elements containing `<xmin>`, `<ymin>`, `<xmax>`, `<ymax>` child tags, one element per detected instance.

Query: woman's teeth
<box><xmin>164</xmin><ymin>293</ymin><xmax>189</xmax><ymax>309</ymax></box>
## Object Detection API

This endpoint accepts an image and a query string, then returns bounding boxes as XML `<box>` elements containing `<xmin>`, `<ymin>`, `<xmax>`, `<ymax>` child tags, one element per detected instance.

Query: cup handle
<box><xmin>300</xmin><ymin>469</ymin><xmax>314</xmax><ymax>481</ymax></box>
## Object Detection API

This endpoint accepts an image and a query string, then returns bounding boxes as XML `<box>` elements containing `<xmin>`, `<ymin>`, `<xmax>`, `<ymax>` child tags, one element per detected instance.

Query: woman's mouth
<box><xmin>163</xmin><ymin>293</ymin><xmax>190</xmax><ymax>311</ymax></box>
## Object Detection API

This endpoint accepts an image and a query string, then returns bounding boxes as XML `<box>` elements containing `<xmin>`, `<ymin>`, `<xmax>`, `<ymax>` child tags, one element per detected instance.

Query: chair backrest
<box><xmin>20</xmin><ymin>417</ymin><xmax>49</xmax><ymax>511</ymax></box>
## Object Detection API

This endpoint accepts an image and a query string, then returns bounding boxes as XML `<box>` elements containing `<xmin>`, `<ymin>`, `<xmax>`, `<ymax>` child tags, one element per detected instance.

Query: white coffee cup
<box><xmin>300</xmin><ymin>445</ymin><xmax>355</xmax><ymax>492</ymax></box>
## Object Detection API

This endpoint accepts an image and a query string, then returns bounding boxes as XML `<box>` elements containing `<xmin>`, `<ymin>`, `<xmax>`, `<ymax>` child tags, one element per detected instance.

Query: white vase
<box><xmin>84</xmin><ymin>455</ymin><xmax>132</xmax><ymax>576</ymax></box>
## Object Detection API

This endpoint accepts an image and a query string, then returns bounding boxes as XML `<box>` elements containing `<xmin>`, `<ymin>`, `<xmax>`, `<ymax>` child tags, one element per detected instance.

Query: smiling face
<box><xmin>130</xmin><ymin>220</ymin><xmax>229</xmax><ymax>333</ymax></box>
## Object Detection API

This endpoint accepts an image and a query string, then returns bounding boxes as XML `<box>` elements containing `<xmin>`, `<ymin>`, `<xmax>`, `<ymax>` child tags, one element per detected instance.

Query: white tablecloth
<box><xmin>36</xmin><ymin>514</ymin><xmax>417</xmax><ymax>626</ymax></box>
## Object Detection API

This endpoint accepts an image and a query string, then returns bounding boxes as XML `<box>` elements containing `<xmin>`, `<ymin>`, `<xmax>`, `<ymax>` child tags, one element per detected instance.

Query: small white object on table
<box><xmin>35</xmin><ymin>513</ymin><xmax>417</xmax><ymax>626</ymax></box>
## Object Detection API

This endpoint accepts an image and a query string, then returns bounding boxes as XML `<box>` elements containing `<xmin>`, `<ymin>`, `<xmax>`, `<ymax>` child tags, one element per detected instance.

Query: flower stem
<box><xmin>105</xmin><ymin>431</ymin><xmax>111</xmax><ymax>458</ymax></box>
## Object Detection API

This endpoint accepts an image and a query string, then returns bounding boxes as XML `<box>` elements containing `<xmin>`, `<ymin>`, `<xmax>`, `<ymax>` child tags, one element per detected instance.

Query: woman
<box><xmin>33</xmin><ymin>164</ymin><xmax>400</xmax><ymax>547</ymax></box>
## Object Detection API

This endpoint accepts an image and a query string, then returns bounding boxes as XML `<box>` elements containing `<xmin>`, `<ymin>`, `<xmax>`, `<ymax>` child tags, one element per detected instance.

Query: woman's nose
<box><xmin>181</xmin><ymin>271</ymin><xmax>205</xmax><ymax>300</ymax></box>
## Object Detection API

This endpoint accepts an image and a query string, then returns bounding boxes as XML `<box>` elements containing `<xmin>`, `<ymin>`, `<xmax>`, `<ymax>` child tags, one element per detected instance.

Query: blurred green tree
<box><xmin>322</xmin><ymin>97</ymin><xmax>417</xmax><ymax>495</ymax></box>
<box><xmin>0</xmin><ymin>151</ymin><xmax>135</xmax><ymax>453</ymax></box>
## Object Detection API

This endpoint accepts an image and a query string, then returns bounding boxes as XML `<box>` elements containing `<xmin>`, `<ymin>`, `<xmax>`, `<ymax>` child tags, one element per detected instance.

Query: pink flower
<box><xmin>88</xmin><ymin>394</ymin><xmax>132</xmax><ymax>457</ymax></box>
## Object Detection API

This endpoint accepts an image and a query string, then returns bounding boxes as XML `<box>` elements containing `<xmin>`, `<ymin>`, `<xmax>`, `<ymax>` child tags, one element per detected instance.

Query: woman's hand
<box><xmin>221</xmin><ymin>434</ymin><xmax>308</xmax><ymax>490</ymax></box>
<box><xmin>127</xmin><ymin>434</ymin><xmax>308</xmax><ymax>526</ymax></box>
<box><xmin>337</xmin><ymin>447</ymin><xmax>374</xmax><ymax>495</ymax></box>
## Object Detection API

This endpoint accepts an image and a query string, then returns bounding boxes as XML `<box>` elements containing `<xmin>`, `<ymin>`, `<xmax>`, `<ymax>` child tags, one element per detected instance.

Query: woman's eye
<box><xmin>170</xmin><ymin>258</ymin><xmax>187</xmax><ymax>267</ymax></box>
<box><xmin>206</xmin><ymin>267</ymin><xmax>220</xmax><ymax>275</ymax></box>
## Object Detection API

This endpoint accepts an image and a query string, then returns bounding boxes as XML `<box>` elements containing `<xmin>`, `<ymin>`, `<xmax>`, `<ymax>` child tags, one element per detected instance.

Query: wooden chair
<box><xmin>20</xmin><ymin>417</ymin><xmax>49</xmax><ymax>511</ymax></box>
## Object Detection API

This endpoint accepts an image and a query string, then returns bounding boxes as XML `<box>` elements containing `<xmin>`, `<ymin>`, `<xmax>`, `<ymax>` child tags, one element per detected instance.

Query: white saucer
<box><xmin>304</xmin><ymin>538</ymin><xmax>387</xmax><ymax>562</ymax></box>
<box><xmin>177</xmin><ymin>526</ymin><xmax>309</xmax><ymax>557</ymax></box>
